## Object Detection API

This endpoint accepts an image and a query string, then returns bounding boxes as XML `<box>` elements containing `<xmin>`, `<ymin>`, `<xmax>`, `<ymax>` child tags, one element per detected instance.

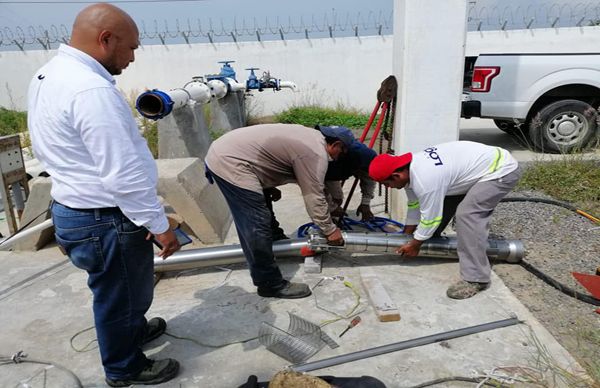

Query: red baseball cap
<box><xmin>368</xmin><ymin>152</ymin><xmax>413</xmax><ymax>182</ymax></box>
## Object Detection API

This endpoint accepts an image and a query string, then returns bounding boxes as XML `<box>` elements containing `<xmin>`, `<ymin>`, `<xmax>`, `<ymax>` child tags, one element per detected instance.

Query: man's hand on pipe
<box><xmin>148</xmin><ymin>230</ymin><xmax>181</xmax><ymax>259</ymax></box>
<box><xmin>396</xmin><ymin>238</ymin><xmax>423</xmax><ymax>257</ymax></box>
<box><xmin>326</xmin><ymin>227</ymin><xmax>345</xmax><ymax>246</ymax></box>
<box><xmin>356</xmin><ymin>204</ymin><xmax>374</xmax><ymax>221</ymax></box>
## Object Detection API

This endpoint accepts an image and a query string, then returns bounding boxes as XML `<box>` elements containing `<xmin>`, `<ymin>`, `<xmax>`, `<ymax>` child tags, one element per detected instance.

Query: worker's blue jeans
<box><xmin>206</xmin><ymin>169</ymin><xmax>284</xmax><ymax>288</ymax></box>
<box><xmin>51</xmin><ymin>202</ymin><xmax>153</xmax><ymax>380</ymax></box>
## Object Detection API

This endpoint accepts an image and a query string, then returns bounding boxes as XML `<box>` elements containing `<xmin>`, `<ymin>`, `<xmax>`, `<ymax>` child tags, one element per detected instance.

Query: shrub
<box><xmin>275</xmin><ymin>106</ymin><xmax>372</xmax><ymax>129</ymax></box>
<box><xmin>0</xmin><ymin>108</ymin><xmax>27</xmax><ymax>136</ymax></box>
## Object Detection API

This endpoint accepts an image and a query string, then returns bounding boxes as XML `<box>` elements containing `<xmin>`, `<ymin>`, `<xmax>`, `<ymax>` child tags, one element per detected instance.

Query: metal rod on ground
<box><xmin>0</xmin><ymin>218</ymin><xmax>54</xmax><ymax>250</ymax></box>
<box><xmin>154</xmin><ymin>232</ymin><xmax>524</xmax><ymax>272</ymax></box>
<box><xmin>290</xmin><ymin>316</ymin><xmax>522</xmax><ymax>373</ymax></box>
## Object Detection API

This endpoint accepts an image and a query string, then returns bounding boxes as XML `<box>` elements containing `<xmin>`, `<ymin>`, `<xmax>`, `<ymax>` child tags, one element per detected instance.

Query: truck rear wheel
<box><xmin>528</xmin><ymin>99</ymin><xmax>598</xmax><ymax>153</ymax></box>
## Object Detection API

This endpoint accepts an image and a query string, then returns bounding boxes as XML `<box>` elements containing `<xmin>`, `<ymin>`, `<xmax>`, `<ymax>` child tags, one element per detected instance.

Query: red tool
<box><xmin>342</xmin><ymin>76</ymin><xmax>397</xmax><ymax>214</ymax></box>
<box><xmin>572</xmin><ymin>271</ymin><xmax>600</xmax><ymax>314</ymax></box>
<box><xmin>338</xmin><ymin>316</ymin><xmax>362</xmax><ymax>338</ymax></box>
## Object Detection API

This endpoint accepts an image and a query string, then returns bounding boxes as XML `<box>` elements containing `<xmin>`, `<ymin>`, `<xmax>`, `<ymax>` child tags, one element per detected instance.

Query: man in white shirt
<box><xmin>369</xmin><ymin>141</ymin><xmax>521</xmax><ymax>299</ymax></box>
<box><xmin>27</xmin><ymin>4</ymin><xmax>180</xmax><ymax>386</ymax></box>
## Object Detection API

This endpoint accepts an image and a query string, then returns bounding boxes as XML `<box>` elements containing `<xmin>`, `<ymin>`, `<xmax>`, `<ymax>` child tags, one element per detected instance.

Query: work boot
<box><xmin>105</xmin><ymin>358</ymin><xmax>180</xmax><ymax>387</ymax></box>
<box><xmin>257</xmin><ymin>280</ymin><xmax>312</xmax><ymax>299</ymax></box>
<box><xmin>143</xmin><ymin>317</ymin><xmax>167</xmax><ymax>345</ymax></box>
<box><xmin>446</xmin><ymin>280</ymin><xmax>489</xmax><ymax>300</ymax></box>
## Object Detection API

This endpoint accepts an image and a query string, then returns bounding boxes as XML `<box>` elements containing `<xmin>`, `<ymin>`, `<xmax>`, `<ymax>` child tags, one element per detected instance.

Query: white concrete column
<box><xmin>390</xmin><ymin>0</ymin><xmax>468</xmax><ymax>221</ymax></box>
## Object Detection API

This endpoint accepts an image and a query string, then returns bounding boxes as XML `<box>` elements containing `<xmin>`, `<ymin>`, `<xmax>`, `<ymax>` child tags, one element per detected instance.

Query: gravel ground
<box><xmin>489</xmin><ymin>190</ymin><xmax>600</xmax><ymax>382</ymax></box>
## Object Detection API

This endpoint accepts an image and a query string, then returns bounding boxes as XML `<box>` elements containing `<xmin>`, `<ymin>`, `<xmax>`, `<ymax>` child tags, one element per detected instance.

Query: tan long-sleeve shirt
<box><xmin>205</xmin><ymin>124</ymin><xmax>336</xmax><ymax>235</ymax></box>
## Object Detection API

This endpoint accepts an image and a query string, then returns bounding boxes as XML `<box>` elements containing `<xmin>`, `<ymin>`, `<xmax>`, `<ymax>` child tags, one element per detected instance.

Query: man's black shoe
<box><xmin>143</xmin><ymin>317</ymin><xmax>166</xmax><ymax>345</ymax></box>
<box><xmin>105</xmin><ymin>358</ymin><xmax>180</xmax><ymax>387</ymax></box>
<box><xmin>257</xmin><ymin>280</ymin><xmax>311</xmax><ymax>299</ymax></box>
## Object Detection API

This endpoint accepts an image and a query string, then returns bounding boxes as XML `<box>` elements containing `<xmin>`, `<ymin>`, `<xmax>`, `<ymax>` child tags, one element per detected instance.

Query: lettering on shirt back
<box><xmin>424</xmin><ymin>147</ymin><xmax>444</xmax><ymax>166</ymax></box>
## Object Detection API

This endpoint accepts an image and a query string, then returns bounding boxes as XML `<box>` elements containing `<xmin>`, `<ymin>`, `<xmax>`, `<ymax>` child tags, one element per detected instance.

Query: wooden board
<box><xmin>360</xmin><ymin>268</ymin><xmax>401</xmax><ymax>322</ymax></box>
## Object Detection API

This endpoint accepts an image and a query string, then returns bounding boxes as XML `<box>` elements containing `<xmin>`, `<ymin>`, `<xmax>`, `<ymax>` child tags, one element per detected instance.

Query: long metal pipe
<box><xmin>290</xmin><ymin>316</ymin><xmax>522</xmax><ymax>373</ymax></box>
<box><xmin>154</xmin><ymin>238</ymin><xmax>309</xmax><ymax>272</ymax></box>
<box><xmin>153</xmin><ymin>232</ymin><xmax>524</xmax><ymax>272</ymax></box>
<box><xmin>0</xmin><ymin>218</ymin><xmax>54</xmax><ymax>251</ymax></box>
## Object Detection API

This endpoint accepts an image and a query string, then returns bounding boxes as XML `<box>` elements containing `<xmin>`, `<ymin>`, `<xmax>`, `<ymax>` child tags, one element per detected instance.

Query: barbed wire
<box><xmin>1</xmin><ymin>2</ymin><xmax>599</xmax><ymax>51</ymax></box>
<box><xmin>467</xmin><ymin>2</ymin><xmax>600</xmax><ymax>30</ymax></box>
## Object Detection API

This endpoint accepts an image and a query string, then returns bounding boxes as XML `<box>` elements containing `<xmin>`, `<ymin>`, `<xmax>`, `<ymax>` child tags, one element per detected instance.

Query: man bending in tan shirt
<box><xmin>205</xmin><ymin>124</ymin><xmax>353</xmax><ymax>298</ymax></box>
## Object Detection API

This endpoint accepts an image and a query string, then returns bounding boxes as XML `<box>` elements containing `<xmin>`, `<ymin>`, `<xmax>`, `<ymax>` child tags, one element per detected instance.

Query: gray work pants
<box><xmin>455</xmin><ymin>167</ymin><xmax>522</xmax><ymax>283</ymax></box>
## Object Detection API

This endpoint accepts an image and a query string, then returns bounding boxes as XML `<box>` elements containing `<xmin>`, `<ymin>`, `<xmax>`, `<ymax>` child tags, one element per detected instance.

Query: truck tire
<box><xmin>528</xmin><ymin>99</ymin><xmax>598</xmax><ymax>153</ymax></box>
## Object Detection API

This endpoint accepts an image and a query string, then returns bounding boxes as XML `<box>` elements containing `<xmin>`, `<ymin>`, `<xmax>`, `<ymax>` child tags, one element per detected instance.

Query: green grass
<box><xmin>142</xmin><ymin>120</ymin><xmax>159</xmax><ymax>159</ymax></box>
<box><xmin>0</xmin><ymin>108</ymin><xmax>31</xmax><ymax>149</ymax></box>
<box><xmin>576</xmin><ymin>326</ymin><xmax>600</xmax><ymax>384</ymax></box>
<box><xmin>517</xmin><ymin>157</ymin><xmax>600</xmax><ymax>216</ymax></box>
<box><xmin>0</xmin><ymin>108</ymin><xmax>27</xmax><ymax>136</ymax></box>
<box><xmin>275</xmin><ymin>105</ymin><xmax>372</xmax><ymax>129</ymax></box>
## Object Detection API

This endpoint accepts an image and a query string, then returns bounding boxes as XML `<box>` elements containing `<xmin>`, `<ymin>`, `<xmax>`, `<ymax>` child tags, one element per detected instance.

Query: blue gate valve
<box><xmin>245</xmin><ymin>68</ymin><xmax>261</xmax><ymax>90</ymax></box>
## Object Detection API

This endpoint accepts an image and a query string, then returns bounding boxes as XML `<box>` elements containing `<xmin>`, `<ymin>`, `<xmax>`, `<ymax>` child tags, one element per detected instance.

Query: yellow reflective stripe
<box><xmin>407</xmin><ymin>200</ymin><xmax>420</xmax><ymax>209</ymax></box>
<box><xmin>489</xmin><ymin>148</ymin><xmax>504</xmax><ymax>173</ymax></box>
<box><xmin>419</xmin><ymin>216</ymin><xmax>442</xmax><ymax>228</ymax></box>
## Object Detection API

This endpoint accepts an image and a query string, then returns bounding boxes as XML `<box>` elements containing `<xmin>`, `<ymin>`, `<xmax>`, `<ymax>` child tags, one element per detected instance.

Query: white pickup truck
<box><xmin>462</xmin><ymin>53</ymin><xmax>600</xmax><ymax>153</ymax></box>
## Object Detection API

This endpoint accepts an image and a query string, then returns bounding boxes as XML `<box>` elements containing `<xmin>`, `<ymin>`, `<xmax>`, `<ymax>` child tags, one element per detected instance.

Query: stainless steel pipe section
<box><xmin>310</xmin><ymin>232</ymin><xmax>524</xmax><ymax>263</ymax></box>
<box><xmin>153</xmin><ymin>232</ymin><xmax>524</xmax><ymax>273</ymax></box>
<box><xmin>153</xmin><ymin>238</ymin><xmax>308</xmax><ymax>272</ymax></box>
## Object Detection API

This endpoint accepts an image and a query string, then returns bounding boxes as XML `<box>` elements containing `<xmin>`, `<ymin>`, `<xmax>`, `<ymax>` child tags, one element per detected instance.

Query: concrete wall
<box><xmin>1</xmin><ymin>26</ymin><xmax>598</xmax><ymax>115</ymax></box>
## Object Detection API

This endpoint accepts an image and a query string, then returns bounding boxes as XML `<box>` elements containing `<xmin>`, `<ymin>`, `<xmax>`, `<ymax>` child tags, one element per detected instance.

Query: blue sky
<box><xmin>0</xmin><ymin>0</ymin><xmax>588</xmax><ymax>49</ymax></box>
<box><xmin>0</xmin><ymin>0</ymin><xmax>390</xmax><ymax>29</ymax></box>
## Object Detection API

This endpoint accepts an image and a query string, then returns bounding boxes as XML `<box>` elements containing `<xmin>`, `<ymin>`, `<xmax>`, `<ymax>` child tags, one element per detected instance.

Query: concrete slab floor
<box><xmin>0</xmin><ymin>120</ymin><xmax>593</xmax><ymax>387</ymax></box>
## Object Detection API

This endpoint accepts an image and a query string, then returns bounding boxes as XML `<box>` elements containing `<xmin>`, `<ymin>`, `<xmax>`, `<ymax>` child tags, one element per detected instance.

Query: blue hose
<box><xmin>296</xmin><ymin>216</ymin><xmax>404</xmax><ymax>238</ymax></box>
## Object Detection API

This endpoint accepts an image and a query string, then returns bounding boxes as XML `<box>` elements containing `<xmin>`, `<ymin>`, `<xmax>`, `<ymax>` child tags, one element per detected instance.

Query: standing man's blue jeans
<box><xmin>51</xmin><ymin>202</ymin><xmax>154</xmax><ymax>380</ymax></box>
<box><xmin>206</xmin><ymin>168</ymin><xmax>284</xmax><ymax>289</ymax></box>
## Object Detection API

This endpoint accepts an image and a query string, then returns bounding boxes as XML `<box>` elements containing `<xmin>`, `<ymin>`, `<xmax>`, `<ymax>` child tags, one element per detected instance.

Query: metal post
<box><xmin>290</xmin><ymin>316</ymin><xmax>522</xmax><ymax>372</ymax></box>
<box><xmin>0</xmin><ymin>218</ymin><xmax>54</xmax><ymax>250</ymax></box>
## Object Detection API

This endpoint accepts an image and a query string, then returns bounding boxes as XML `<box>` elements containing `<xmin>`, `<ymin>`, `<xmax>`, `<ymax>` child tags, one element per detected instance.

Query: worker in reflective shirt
<box><xmin>369</xmin><ymin>141</ymin><xmax>521</xmax><ymax>299</ymax></box>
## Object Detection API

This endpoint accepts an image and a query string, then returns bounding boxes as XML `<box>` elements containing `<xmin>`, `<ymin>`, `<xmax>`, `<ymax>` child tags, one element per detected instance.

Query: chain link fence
<box><xmin>1</xmin><ymin>2</ymin><xmax>599</xmax><ymax>51</ymax></box>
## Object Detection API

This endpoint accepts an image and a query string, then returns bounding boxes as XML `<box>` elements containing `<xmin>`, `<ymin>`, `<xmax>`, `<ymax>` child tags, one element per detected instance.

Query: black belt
<box><xmin>54</xmin><ymin>201</ymin><xmax>121</xmax><ymax>214</ymax></box>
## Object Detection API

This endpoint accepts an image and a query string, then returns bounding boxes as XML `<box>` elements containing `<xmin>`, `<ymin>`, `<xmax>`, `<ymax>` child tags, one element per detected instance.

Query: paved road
<box><xmin>459</xmin><ymin>118</ymin><xmax>600</xmax><ymax>162</ymax></box>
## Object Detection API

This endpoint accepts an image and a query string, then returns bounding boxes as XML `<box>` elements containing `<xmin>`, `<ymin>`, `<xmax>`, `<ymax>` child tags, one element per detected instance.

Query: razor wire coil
<box><xmin>1</xmin><ymin>2</ymin><xmax>599</xmax><ymax>50</ymax></box>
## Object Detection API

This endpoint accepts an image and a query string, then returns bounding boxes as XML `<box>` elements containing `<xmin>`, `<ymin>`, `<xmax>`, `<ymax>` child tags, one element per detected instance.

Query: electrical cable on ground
<box><xmin>499</xmin><ymin>196</ymin><xmax>600</xmax><ymax>306</ymax></box>
<box><xmin>0</xmin><ymin>351</ymin><xmax>83</xmax><ymax>388</ymax></box>
<box><xmin>70</xmin><ymin>326</ymin><xmax>97</xmax><ymax>353</ymax></box>
<box><xmin>164</xmin><ymin>332</ymin><xmax>258</xmax><ymax>348</ymax></box>
<box><xmin>501</xmin><ymin>196</ymin><xmax>600</xmax><ymax>224</ymax></box>
<box><xmin>405</xmin><ymin>376</ymin><xmax>500</xmax><ymax>387</ymax></box>
<box><xmin>311</xmin><ymin>277</ymin><xmax>364</xmax><ymax>327</ymax></box>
